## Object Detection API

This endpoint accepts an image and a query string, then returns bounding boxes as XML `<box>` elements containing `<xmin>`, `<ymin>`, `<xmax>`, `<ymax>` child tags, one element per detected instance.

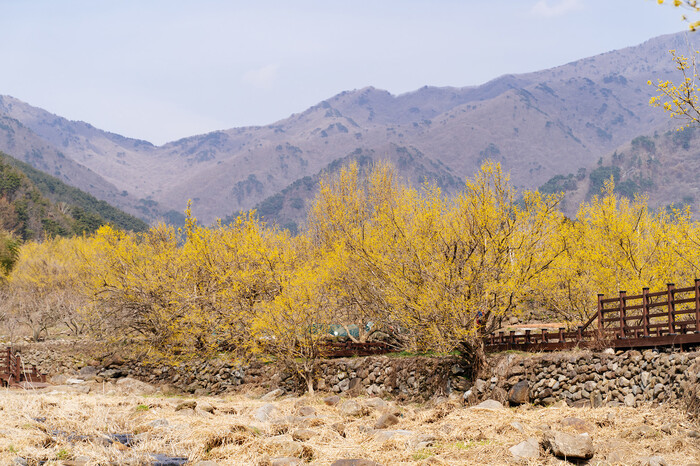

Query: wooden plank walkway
<box><xmin>484</xmin><ymin>280</ymin><xmax>700</xmax><ymax>352</ymax></box>
<box><xmin>0</xmin><ymin>347</ymin><xmax>47</xmax><ymax>387</ymax></box>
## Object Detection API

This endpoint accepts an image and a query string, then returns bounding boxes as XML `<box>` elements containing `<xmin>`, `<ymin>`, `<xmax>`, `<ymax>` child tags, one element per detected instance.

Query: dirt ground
<box><xmin>1</xmin><ymin>384</ymin><xmax>700</xmax><ymax>466</ymax></box>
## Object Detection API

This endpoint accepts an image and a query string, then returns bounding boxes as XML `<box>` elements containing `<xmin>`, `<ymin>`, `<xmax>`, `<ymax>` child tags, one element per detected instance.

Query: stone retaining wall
<box><xmin>95</xmin><ymin>355</ymin><xmax>462</xmax><ymax>402</ymax></box>
<box><xmin>13</xmin><ymin>341</ymin><xmax>700</xmax><ymax>412</ymax></box>
<box><xmin>468</xmin><ymin>349</ymin><xmax>700</xmax><ymax>409</ymax></box>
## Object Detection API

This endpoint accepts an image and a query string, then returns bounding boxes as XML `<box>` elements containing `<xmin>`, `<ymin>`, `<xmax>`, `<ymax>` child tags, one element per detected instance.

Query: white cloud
<box><xmin>242</xmin><ymin>64</ymin><xmax>280</xmax><ymax>89</ymax></box>
<box><xmin>531</xmin><ymin>0</ymin><xmax>582</xmax><ymax>18</ymax></box>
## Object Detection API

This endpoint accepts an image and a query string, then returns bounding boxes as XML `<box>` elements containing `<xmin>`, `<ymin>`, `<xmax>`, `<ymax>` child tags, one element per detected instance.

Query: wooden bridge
<box><xmin>484</xmin><ymin>280</ymin><xmax>700</xmax><ymax>352</ymax></box>
<box><xmin>0</xmin><ymin>347</ymin><xmax>46</xmax><ymax>387</ymax></box>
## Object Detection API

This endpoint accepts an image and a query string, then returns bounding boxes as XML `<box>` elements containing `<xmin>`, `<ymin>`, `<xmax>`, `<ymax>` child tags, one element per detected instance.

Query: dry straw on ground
<box><xmin>0</xmin><ymin>386</ymin><xmax>699</xmax><ymax>465</ymax></box>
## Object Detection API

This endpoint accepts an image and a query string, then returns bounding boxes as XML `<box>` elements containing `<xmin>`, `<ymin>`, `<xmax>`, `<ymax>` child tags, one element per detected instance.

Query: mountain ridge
<box><xmin>0</xmin><ymin>31</ymin><xmax>698</xmax><ymax>224</ymax></box>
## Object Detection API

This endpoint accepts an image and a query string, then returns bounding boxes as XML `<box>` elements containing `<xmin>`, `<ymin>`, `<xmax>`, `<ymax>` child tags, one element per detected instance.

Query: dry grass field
<box><xmin>1</xmin><ymin>384</ymin><xmax>699</xmax><ymax>465</ymax></box>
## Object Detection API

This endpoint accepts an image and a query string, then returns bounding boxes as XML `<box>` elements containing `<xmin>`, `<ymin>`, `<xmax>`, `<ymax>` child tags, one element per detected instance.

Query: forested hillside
<box><xmin>0</xmin><ymin>151</ymin><xmax>147</xmax><ymax>240</ymax></box>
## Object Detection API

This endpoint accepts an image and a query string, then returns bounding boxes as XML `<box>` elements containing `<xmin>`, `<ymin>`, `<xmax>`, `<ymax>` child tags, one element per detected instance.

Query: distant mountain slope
<box><xmin>0</xmin><ymin>31</ymin><xmax>698</xmax><ymax>223</ymax></box>
<box><xmin>0</xmin><ymin>102</ymin><xmax>169</xmax><ymax>222</ymax></box>
<box><xmin>0</xmin><ymin>151</ymin><xmax>147</xmax><ymax>239</ymax></box>
<box><xmin>539</xmin><ymin>121</ymin><xmax>700</xmax><ymax>218</ymax></box>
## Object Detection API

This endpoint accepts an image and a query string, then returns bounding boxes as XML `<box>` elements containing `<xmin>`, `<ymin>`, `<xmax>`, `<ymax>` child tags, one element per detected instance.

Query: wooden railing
<box><xmin>0</xmin><ymin>347</ymin><xmax>46</xmax><ymax>386</ymax></box>
<box><xmin>320</xmin><ymin>341</ymin><xmax>392</xmax><ymax>358</ymax></box>
<box><xmin>484</xmin><ymin>280</ymin><xmax>700</xmax><ymax>352</ymax></box>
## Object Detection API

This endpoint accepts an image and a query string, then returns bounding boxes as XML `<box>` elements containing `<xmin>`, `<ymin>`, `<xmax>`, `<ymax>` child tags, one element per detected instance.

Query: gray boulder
<box><xmin>255</xmin><ymin>403</ymin><xmax>278</xmax><ymax>422</ymax></box>
<box><xmin>542</xmin><ymin>431</ymin><xmax>594</xmax><ymax>460</ymax></box>
<box><xmin>509</xmin><ymin>438</ymin><xmax>539</xmax><ymax>459</ymax></box>
<box><xmin>508</xmin><ymin>380</ymin><xmax>529</xmax><ymax>405</ymax></box>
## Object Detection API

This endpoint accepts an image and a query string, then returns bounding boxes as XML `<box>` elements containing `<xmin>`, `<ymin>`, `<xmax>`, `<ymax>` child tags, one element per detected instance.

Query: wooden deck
<box><xmin>484</xmin><ymin>280</ymin><xmax>700</xmax><ymax>353</ymax></box>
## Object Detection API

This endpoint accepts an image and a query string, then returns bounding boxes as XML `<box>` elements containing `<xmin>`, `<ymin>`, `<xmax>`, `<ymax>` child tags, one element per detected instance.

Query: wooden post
<box><xmin>509</xmin><ymin>331</ymin><xmax>515</xmax><ymax>344</ymax></box>
<box><xmin>667</xmin><ymin>283</ymin><xmax>676</xmax><ymax>334</ymax></box>
<box><xmin>525</xmin><ymin>329</ymin><xmax>531</xmax><ymax>344</ymax></box>
<box><xmin>559</xmin><ymin>327</ymin><xmax>565</xmax><ymax>343</ymax></box>
<box><xmin>619</xmin><ymin>291</ymin><xmax>627</xmax><ymax>339</ymax></box>
<box><xmin>597</xmin><ymin>294</ymin><xmax>604</xmax><ymax>339</ymax></box>
<box><xmin>541</xmin><ymin>328</ymin><xmax>548</xmax><ymax>344</ymax></box>
<box><xmin>499</xmin><ymin>331</ymin><xmax>504</xmax><ymax>344</ymax></box>
<box><xmin>695</xmin><ymin>279</ymin><xmax>700</xmax><ymax>333</ymax></box>
<box><xmin>577</xmin><ymin>326</ymin><xmax>583</xmax><ymax>340</ymax></box>
<box><xmin>13</xmin><ymin>351</ymin><xmax>20</xmax><ymax>383</ymax></box>
<box><xmin>642</xmin><ymin>287</ymin><xmax>650</xmax><ymax>337</ymax></box>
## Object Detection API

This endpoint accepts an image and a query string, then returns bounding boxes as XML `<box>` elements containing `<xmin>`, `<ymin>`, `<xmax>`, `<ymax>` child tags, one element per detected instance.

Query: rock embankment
<box><xmin>467</xmin><ymin>349</ymin><xmax>700</xmax><ymax>410</ymax></box>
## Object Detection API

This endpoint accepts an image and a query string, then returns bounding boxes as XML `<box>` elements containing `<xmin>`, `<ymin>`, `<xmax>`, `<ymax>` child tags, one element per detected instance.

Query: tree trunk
<box><xmin>460</xmin><ymin>338</ymin><xmax>486</xmax><ymax>380</ymax></box>
<box><xmin>304</xmin><ymin>371</ymin><xmax>314</xmax><ymax>395</ymax></box>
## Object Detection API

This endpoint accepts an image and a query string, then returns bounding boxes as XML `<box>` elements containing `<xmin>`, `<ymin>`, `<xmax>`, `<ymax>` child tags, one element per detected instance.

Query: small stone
<box><xmin>470</xmin><ymin>399</ymin><xmax>504</xmax><ymax>410</ymax></box>
<box><xmin>541</xmin><ymin>431</ymin><xmax>595</xmax><ymax>459</ymax></box>
<box><xmin>262</xmin><ymin>388</ymin><xmax>284</xmax><ymax>400</ymax></box>
<box><xmin>297</xmin><ymin>405</ymin><xmax>316</xmax><ymax>417</ymax></box>
<box><xmin>511</xmin><ymin>421</ymin><xmax>525</xmax><ymax>433</ymax></box>
<box><xmin>12</xmin><ymin>458</ymin><xmax>28</xmax><ymax>466</ymax></box>
<box><xmin>291</xmin><ymin>428</ymin><xmax>316</xmax><ymax>442</ymax></box>
<box><xmin>372</xmin><ymin>429</ymin><xmax>414</xmax><ymax>442</ymax></box>
<box><xmin>332</xmin><ymin>422</ymin><xmax>347</xmax><ymax>437</ymax></box>
<box><xmin>330</xmin><ymin>460</ymin><xmax>382</xmax><ymax>466</ymax></box>
<box><xmin>175</xmin><ymin>400</ymin><xmax>197</xmax><ymax>411</ymax></box>
<box><xmin>348</xmin><ymin>377</ymin><xmax>363</xmax><ymax>396</ymax></box>
<box><xmin>197</xmin><ymin>401</ymin><xmax>215</xmax><ymax>413</ymax></box>
<box><xmin>561</xmin><ymin>417</ymin><xmax>593</xmax><ymax>433</ymax></box>
<box><xmin>271</xmin><ymin>458</ymin><xmax>302</xmax><ymax>466</ymax></box>
<box><xmin>266</xmin><ymin>434</ymin><xmax>304</xmax><ymax>457</ymax></box>
<box><xmin>374</xmin><ymin>413</ymin><xmax>399</xmax><ymax>429</ymax></box>
<box><xmin>149</xmin><ymin>419</ymin><xmax>169</xmax><ymax>428</ymax></box>
<box><xmin>509</xmin><ymin>437</ymin><xmax>539</xmax><ymax>459</ymax></box>
<box><xmin>324</xmin><ymin>395</ymin><xmax>341</xmax><ymax>406</ymax></box>
<box><xmin>638</xmin><ymin>456</ymin><xmax>668</xmax><ymax>466</ymax></box>
<box><xmin>193</xmin><ymin>462</ymin><xmax>219</xmax><ymax>466</ymax></box>
<box><xmin>409</xmin><ymin>433</ymin><xmax>436</xmax><ymax>449</ymax></box>
<box><xmin>255</xmin><ymin>403</ymin><xmax>278</xmax><ymax>422</ymax></box>
<box><xmin>473</xmin><ymin>379</ymin><xmax>488</xmax><ymax>393</ymax></box>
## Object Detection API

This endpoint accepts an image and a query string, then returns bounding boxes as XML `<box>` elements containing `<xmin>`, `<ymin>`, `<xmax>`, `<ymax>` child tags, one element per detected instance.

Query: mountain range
<box><xmin>0</xmin><ymin>31</ymin><xmax>699</xmax><ymax>226</ymax></box>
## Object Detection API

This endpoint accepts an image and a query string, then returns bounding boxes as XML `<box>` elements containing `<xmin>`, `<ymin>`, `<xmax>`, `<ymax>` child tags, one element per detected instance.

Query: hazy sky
<box><xmin>0</xmin><ymin>0</ymin><xmax>692</xmax><ymax>145</ymax></box>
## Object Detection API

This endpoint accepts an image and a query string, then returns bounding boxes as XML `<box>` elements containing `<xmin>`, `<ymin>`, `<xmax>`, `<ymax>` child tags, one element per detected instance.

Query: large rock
<box><xmin>339</xmin><ymin>400</ymin><xmax>365</xmax><ymax>417</ymax></box>
<box><xmin>509</xmin><ymin>438</ymin><xmax>539</xmax><ymax>459</ymax></box>
<box><xmin>174</xmin><ymin>400</ymin><xmax>197</xmax><ymax>411</ymax></box>
<box><xmin>542</xmin><ymin>431</ymin><xmax>594</xmax><ymax>460</ymax></box>
<box><xmin>115</xmin><ymin>377</ymin><xmax>157</xmax><ymax>395</ymax></box>
<box><xmin>508</xmin><ymin>380</ymin><xmax>529</xmax><ymax>405</ymax></box>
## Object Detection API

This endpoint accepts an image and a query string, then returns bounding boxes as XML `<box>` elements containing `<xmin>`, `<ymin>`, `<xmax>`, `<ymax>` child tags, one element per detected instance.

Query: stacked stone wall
<box><xmin>12</xmin><ymin>340</ymin><xmax>700</xmax><ymax>412</ymax></box>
